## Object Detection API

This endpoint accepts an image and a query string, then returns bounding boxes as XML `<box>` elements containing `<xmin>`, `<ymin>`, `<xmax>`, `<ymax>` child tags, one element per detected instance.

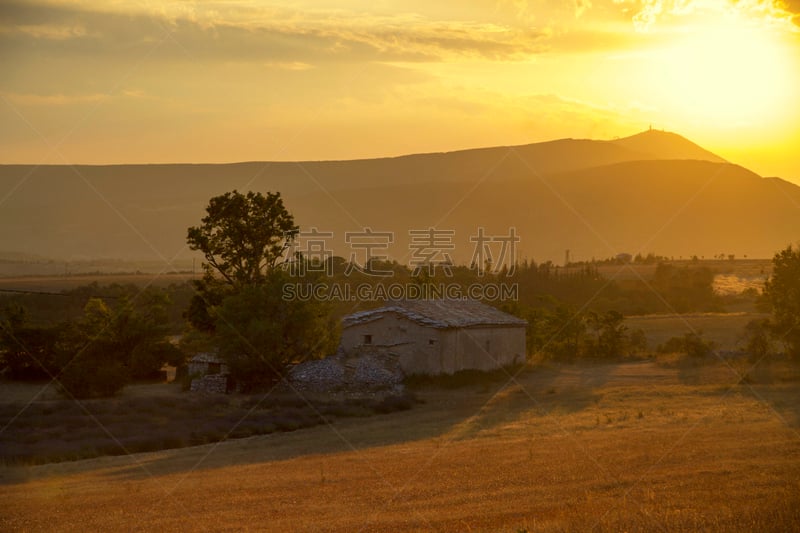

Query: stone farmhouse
<box><xmin>339</xmin><ymin>299</ymin><xmax>527</xmax><ymax>376</ymax></box>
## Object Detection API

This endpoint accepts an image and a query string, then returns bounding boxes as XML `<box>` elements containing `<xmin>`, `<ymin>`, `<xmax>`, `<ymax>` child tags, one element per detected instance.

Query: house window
<box><xmin>207</xmin><ymin>362</ymin><xmax>221</xmax><ymax>375</ymax></box>
<box><xmin>363</xmin><ymin>334</ymin><xmax>372</xmax><ymax>345</ymax></box>
<box><xmin>428</xmin><ymin>339</ymin><xmax>436</xmax><ymax>345</ymax></box>
<box><xmin>485</xmin><ymin>340</ymin><xmax>491</xmax><ymax>352</ymax></box>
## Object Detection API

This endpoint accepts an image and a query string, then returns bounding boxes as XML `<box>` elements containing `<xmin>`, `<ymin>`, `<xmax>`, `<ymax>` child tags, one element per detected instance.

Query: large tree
<box><xmin>186</xmin><ymin>191</ymin><xmax>337</xmax><ymax>387</ymax></box>
<box><xmin>215</xmin><ymin>270</ymin><xmax>338</xmax><ymax>390</ymax></box>
<box><xmin>187</xmin><ymin>190</ymin><xmax>299</xmax><ymax>287</ymax></box>
<box><xmin>764</xmin><ymin>244</ymin><xmax>800</xmax><ymax>358</ymax></box>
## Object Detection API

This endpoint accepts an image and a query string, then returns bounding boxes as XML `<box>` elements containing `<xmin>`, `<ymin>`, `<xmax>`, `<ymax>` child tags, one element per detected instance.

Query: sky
<box><xmin>1</xmin><ymin>0</ymin><xmax>799</xmax><ymax>183</ymax></box>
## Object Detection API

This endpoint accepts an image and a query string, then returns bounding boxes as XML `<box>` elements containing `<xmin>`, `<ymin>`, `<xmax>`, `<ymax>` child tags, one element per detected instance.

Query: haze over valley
<box><xmin>2</xmin><ymin>129</ymin><xmax>798</xmax><ymax>272</ymax></box>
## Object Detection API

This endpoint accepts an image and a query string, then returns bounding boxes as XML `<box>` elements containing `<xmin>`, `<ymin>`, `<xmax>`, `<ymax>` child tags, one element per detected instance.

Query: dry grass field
<box><xmin>0</xmin><ymin>272</ymin><xmax>195</xmax><ymax>292</ymax></box>
<box><xmin>2</xmin><ymin>359</ymin><xmax>798</xmax><ymax>532</ymax></box>
<box><xmin>626</xmin><ymin>312</ymin><xmax>768</xmax><ymax>352</ymax></box>
<box><xmin>566</xmin><ymin>258</ymin><xmax>771</xmax><ymax>283</ymax></box>
<box><xmin>0</xmin><ymin>257</ymin><xmax>771</xmax><ymax>293</ymax></box>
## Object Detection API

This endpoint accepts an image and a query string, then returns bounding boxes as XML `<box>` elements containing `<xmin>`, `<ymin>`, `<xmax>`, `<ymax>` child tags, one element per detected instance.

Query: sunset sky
<box><xmin>1</xmin><ymin>0</ymin><xmax>799</xmax><ymax>183</ymax></box>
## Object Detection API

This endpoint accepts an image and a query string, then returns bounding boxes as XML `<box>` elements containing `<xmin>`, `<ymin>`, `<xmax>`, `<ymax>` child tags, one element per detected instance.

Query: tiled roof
<box><xmin>342</xmin><ymin>299</ymin><xmax>527</xmax><ymax>329</ymax></box>
<box><xmin>189</xmin><ymin>352</ymin><xmax>224</xmax><ymax>364</ymax></box>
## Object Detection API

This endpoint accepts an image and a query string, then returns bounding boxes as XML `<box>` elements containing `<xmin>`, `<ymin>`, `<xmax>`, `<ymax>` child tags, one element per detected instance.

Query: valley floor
<box><xmin>2</xmin><ymin>360</ymin><xmax>799</xmax><ymax>532</ymax></box>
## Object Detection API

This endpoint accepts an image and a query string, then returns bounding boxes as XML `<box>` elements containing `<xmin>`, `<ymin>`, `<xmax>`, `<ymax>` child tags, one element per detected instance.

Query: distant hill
<box><xmin>0</xmin><ymin>131</ymin><xmax>797</xmax><ymax>268</ymax></box>
<box><xmin>609</xmin><ymin>130</ymin><xmax>727</xmax><ymax>163</ymax></box>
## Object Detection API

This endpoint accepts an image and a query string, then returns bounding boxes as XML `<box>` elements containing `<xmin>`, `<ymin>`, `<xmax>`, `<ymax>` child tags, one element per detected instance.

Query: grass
<box><xmin>626</xmin><ymin>312</ymin><xmax>767</xmax><ymax>352</ymax></box>
<box><xmin>404</xmin><ymin>364</ymin><xmax>523</xmax><ymax>390</ymax></box>
<box><xmin>1</xmin><ymin>359</ymin><xmax>798</xmax><ymax>531</ymax></box>
<box><xmin>0</xmin><ymin>386</ymin><xmax>418</xmax><ymax>466</ymax></box>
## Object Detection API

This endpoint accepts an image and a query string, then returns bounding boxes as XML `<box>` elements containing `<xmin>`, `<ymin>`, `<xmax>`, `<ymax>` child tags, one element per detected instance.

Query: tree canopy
<box><xmin>185</xmin><ymin>190</ymin><xmax>336</xmax><ymax>389</ymax></box>
<box><xmin>764</xmin><ymin>244</ymin><xmax>800</xmax><ymax>358</ymax></box>
<box><xmin>187</xmin><ymin>190</ymin><xmax>299</xmax><ymax>288</ymax></box>
<box><xmin>214</xmin><ymin>270</ymin><xmax>338</xmax><ymax>390</ymax></box>
<box><xmin>0</xmin><ymin>291</ymin><xmax>183</xmax><ymax>398</ymax></box>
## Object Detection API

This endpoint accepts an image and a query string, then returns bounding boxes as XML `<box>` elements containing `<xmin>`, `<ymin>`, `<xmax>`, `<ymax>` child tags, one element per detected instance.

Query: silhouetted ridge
<box><xmin>0</xmin><ymin>132</ymin><xmax>795</xmax><ymax>263</ymax></box>
<box><xmin>610</xmin><ymin>130</ymin><xmax>726</xmax><ymax>163</ymax></box>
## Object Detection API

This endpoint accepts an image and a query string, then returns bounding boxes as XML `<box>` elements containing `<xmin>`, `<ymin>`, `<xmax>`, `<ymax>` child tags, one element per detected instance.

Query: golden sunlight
<box><xmin>649</xmin><ymin>18</ymin><xmax>794</xmax><ymax>127</ymax></box>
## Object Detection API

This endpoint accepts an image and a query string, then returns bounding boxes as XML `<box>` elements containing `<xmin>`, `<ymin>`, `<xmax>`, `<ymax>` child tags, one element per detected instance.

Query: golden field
<box><xmin>2</xmin><ymin>358</ymin><xmax>798</xmax><ymax>532</ymax></box>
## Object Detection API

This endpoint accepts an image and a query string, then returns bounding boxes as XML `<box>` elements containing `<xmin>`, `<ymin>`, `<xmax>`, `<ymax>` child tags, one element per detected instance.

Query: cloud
<box><xmin>546</xmin><ymin>26</ymin><xmax>665</xmax><ymax>52</ymax></box>
<box><xmin>0</xmin><ymin>23</ymin><xmax>87</xmax><ymax>39</ymax></box>
<box><xmin>575</xmin><ymin>0</ymin><xmax>594</xmax><ymax>18</ymax></box>
<box><xmin>264</xmin><ymin>61</ymin><xmax>315</xmax><ymax>71</ymax></box>
<box><xmin>499</xmin><ymin>0</ymin><xmax>536</xmax><ymax>21</ymax></box>
<box><xmin>395</xmin><ymin>85</ymin><xmax>640</xmax><ymax>130</ymax></box>
<box><xmin>1</xmin><ymin>91</ymin><xmax>109</xmax><ymax>105</ymax></box>
<box><xmin>0</xmin><ymin>1</ymin><xmax>550</xmax><ymax>64</ymax></box>
<box><xmin>631</xmin><ymin>0</ymin><xmax>663</xmax><ymax>31</ymax></box>
<box><xmin>779</xmin><ymin>0</ymin><xmax>800</xmax><ymax>25</ymax></box>
<box><xmin>613</xmin><ymin>0</ymin><xmax>800</xmax><ymax>32</ymax></box>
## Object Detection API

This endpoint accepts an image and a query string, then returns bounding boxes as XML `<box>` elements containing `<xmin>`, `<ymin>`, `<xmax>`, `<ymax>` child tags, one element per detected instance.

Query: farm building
<box><xmin>188</xmin><ymin>352</ymin><xmax>230</xmax><ymax>394</ymax></box>
<box><xmin>188</xmin><ymin>352</ymin><xmax>228</xmax><ymax>376</ymax></box>
<box><xmin>340</xmin><ymin>299</ymin><xmax>527</xmax><ymax>376</ymax></box>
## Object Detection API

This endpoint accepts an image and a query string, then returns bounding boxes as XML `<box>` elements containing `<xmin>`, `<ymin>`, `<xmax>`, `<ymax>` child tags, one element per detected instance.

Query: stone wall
<box><xmin>341</xmin><ymin>313</ymin><xmax>526</xmax><ymax>375</ymax></box>
<box><xmin>190</xmin><ymin>374</ymin><xmax>229</xmax><ymax>394</ymax></box>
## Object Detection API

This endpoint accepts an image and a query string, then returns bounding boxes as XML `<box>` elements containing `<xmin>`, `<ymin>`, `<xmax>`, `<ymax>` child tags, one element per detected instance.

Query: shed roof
<box><xmin>342</xmin><ymin>299</ymin><xmax>527</xmax><ymax>329</ymax></box>
<box><xmin>189</xmin><ymin>352</ymin><xmax>224</xmax><ymax>364</ymax></box>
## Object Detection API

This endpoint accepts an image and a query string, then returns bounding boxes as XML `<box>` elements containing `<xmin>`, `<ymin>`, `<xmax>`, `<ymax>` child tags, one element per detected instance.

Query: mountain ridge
<box><xmin>0</xmin><ymin>131</ymin><xmax>797</xmax><ymax>265</ymax></box>
<box><xmin>609</xmin><ymin>130</ymin><xmax>726</xmax><ymax>163</ymax></box>
<box><xmin>0</xmin><ymin>129</ymin><xmax>722</xmax><ymax>168</ymax></box>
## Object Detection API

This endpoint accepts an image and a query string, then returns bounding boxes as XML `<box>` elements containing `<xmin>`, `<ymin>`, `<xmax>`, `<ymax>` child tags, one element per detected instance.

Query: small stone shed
<box><xmin>188</xmin><ymin>352</ymin><xmax>230</xmax><ymax>394</ymax></box>
<box><xmin>188</xmin><ymin>352</ymin><xmax>228</xmax><ymax>376</ymax></box>
<box><xmin>340</xmin><ymin>299</ymin><xmax>527</xmax><ymax>376</ymax></box>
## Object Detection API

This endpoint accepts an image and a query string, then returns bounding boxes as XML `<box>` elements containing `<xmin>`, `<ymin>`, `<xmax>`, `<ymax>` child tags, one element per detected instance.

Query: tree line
<box><xmin>2</xmin><ymin>189</ymin><xmax>799</xmax><ymax>396</ymax></box>
<box><xmin>0</xmin><ymin>289</ymin><xmax>182</xmax><ymax>397</ymax></box>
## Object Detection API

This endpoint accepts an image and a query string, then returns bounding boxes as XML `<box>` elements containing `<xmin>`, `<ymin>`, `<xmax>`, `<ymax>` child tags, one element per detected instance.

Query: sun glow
<box><xmin>647</xmin><ymin>19</ymin><xmax>796</xmax><ymax>127</ymax></box>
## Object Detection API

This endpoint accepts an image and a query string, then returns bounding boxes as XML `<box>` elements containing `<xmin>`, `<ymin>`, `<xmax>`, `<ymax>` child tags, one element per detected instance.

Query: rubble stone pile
<box><xmin>290</xmin><ymin>348</ymin><xmax>404</xmax><ymax>392</ymax></box>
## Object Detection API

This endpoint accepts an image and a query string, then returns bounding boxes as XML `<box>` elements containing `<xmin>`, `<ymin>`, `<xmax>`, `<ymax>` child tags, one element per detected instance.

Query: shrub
<box><xmin>405</xmin><ymin>366</ymin><xmax>516</xmax><ymax>389</ymax></box>
<box><xmin>628</xmin><ymin>328</ymin><xmax>648</xmax><ymax>356</ymax></box>
<box><xmin>658</xmin><ymin>331</ymin><xmax>716</xmax><ymax>359</ymax></box>
<box><xmin>683</xmin><ymin>332</ymin><xmax>716</xmax><ymax>358</ymax></box>
<box><xmin>742</xmin><ymin>318</ymin><xmax>777</xmax><ymax>361</ymax></box>
<box><xmin>57</xmin><ymin>357</ymin><xmax>128</xmax><ymax>399</ymax></box>
<box><xmin>763</xmin><ymin>245</ymin><xmax>800</xmax><ymax>358</ymax></box>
